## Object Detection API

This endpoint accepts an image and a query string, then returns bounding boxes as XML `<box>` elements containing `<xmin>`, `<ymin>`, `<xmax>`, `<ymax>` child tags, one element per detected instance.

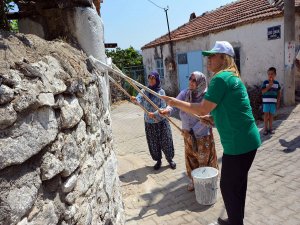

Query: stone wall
<box><xmin>109</xmin><ymin>72</ymin><xmax>128</xmax><ymax>104</ymax></box>
<box><xmin>0</xmin><ymin>31</ymin><xmax>124</xmax><ymax>225</ymax></box>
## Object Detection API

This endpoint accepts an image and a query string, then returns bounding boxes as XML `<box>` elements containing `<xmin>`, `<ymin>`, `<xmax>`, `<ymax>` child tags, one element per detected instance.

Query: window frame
<box><xmin>155</xmin><ymin>58</ymin><xmax>164</xmax><ymax>79</ymax></box>
<box><xmin>233</xmin><ymin>47</ymin><xmax>241</xmax><ymax>74</ymax></box>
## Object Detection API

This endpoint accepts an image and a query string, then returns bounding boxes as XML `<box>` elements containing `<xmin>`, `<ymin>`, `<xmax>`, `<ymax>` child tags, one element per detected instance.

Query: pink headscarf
<box><xmin>185</xmin><ymin>71</ymin><xmax>207</xmax><ymax>103</ymax></box>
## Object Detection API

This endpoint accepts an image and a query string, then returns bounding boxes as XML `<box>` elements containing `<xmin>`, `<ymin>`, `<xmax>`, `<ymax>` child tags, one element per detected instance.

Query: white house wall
<box><xmin>142</xmin><ymin>48</ymin><xmax>155</xmax><ymax>75</ymax></box>
<box><xmin>175</xmin><ymin>38</ymin><xmax>210</xmax><ymax>54</ymax></box>
<box><xmin>210</xmin><ymin>17</ymin><xmax>284</xmax><ymax>87</ymax></box>
<box><xmin>143</xmin><ymin>16</ymin><xmax>300</xmax><ymax>95</ymax></box>
<box><xmin>142</xmin><ymin>44</ymin><xmax>179</xmax><ymax>95</ymax></box>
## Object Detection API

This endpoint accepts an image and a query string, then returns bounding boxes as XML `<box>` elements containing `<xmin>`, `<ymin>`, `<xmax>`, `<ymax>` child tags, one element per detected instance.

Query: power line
<box><xmin>146</xmin><ymin>0</ymin><xmax>167</xmax><ymax>10</ymax></box>
<box><xmin>145</xmin><ymin>0</ymin><xmax>173</xmax><ymax>57</ymax></box>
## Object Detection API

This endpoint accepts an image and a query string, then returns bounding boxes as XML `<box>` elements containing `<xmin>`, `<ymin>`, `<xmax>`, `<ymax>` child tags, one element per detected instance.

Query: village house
<box><xmin>141</xmin><ymin>0</ymin><xmax>300</xmax><ymax>101</ymax></box>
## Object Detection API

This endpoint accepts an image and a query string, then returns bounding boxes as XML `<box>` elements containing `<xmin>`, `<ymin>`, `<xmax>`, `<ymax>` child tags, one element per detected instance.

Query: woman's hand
<box><xmin>159</xmin><ymin>109</ymin><xmax>170</xmax><ymax>116</ymax></box>
<box><xmin>160</xmin><ymin>96</ymin><xmax>177</xmax><ymax>107</ymax></box>
<box><xmin>148</xmin><ymin>112</ymin><xmax>155</xmax><ymax>119</ymax></box>
<box><xmin>181</xmin><ymin>130</ymin><xmax>191</xmax><ymax>139</ymax></box>
<box><xmin>199</xmin><ymin>115</ymin><xmax>214</xmax><ymax>126</ymax></box>
<box><xmin>130</xmin><ymin>96</ymin><xmax>137</xmax><ymax>104</ymax></box>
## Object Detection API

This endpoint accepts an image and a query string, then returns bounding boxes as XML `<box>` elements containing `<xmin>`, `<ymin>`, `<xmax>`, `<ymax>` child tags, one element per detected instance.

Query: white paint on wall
<box><xmin>73</xmin><ymin>7</ymin><xmax>106</xmax><ymax>62</ymax></box>
<box><xmin>73</xmin><ymin>7</ymin><xmax>109</xmax><ymax>109</ymax></box>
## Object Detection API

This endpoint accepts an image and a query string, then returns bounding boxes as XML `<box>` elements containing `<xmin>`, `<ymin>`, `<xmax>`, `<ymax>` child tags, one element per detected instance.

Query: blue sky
<box><xmin>101</xmin><ymin>0</ymin><xmax>235</xmax><ymax>50</ymax></box>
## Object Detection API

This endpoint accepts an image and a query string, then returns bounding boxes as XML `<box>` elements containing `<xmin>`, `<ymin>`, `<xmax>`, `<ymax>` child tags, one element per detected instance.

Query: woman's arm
<box><xmin>162</xmin><ymin>75</ymin><xmax>228</xmax><ymax>116</ymax></box>
<box><xmin>164</xmin><ymin>90</ymin><xmax>186</xmax><ymax>116</ymax></box>
<box><xmin>131</xmin><ymin>90</ymin><xmax>145</xmax><ymax>106</ymax></box>
<box><xmin>161</xmin><ymin>96</ymin><xmax>217</xmax><ymax>116</ymax></box>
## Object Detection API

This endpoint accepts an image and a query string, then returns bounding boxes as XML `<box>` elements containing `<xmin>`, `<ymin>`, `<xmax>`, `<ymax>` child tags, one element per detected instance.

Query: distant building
<box><xmin>141</xmin><ymin>0</ymin><xmax>300</xmax><ymax>97</ymax></box>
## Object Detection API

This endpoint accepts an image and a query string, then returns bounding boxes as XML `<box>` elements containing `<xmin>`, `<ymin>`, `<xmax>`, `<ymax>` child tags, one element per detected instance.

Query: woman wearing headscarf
<box><xmin>161</xmin><ymin>41</ymin><xmax>261</xmax><ymax>225</ymax></box>
<box><xmin>131</xmin><ymin>71</ymin><xmax>176</xmax><ymax>171</ymax></box>
<box><xmin>160</xmin><ymin>71</ymin><xmax>218</xmax><ymax>191</ymax></box>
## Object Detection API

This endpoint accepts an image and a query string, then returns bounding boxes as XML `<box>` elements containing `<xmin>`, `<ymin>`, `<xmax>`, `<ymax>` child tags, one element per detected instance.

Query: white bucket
<box><xmin>191</xmin><ymin>167</ymin><xmax>218</xmax><ymax>205</ymax></box>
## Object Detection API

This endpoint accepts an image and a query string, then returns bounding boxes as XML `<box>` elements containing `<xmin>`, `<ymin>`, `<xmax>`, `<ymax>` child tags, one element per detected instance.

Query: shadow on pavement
<box><xmin>127</xmin><ymin>173</ymin><xmax>213</xmax><ymax>222</ymax></box>
<box><xmin>119</xmin><ymin>165</ymin><xmax>169</xmax><ymax>185</ymax></box>
<box><xmin>280</xmin><ymin>136</ymin><xmax>300</xmax><ymax>153</ymax></box>
<box><xmin>258</xmin><ymin>104</ymin><xmax>298</xmax><ymax>144</ymax></box>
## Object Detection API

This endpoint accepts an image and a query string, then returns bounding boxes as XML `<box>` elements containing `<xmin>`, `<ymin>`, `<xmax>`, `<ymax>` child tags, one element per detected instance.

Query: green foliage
<box><xmin>1</xmin><ymin>1</ymin><xmax>17</xmax><ymax>31</ymax></box>
<box><xmin>10</xmin><ymin>19</ymin><xmax>18</xmax><ymax>32</ymax></box>
<box><xmin>105</xmin><ymin>46</ymin><xmax>143</xmax><ymax>71</ymax></box>
<box><xmin>124</xmin><ymin>81</ymin><xmax>138</xmax><ymax>96</ymax></box>
<box><xmin>106</xmin><ymin>47</ymin><xmax>145</xmax><ymax>96</ymax></box>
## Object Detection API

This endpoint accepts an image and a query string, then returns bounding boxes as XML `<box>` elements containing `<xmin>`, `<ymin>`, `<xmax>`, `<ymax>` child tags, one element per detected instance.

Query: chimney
<box><xmin>189</xmin><ymin>12</ymin><xmax>196</xmax><ymax>21</ymax></box>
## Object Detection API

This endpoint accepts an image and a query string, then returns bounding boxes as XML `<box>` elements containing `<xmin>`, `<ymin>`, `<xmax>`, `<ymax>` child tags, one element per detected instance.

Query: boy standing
<box><xmin>261</xmin><ymin>67</ymin><xmax>281</xmax><ymax>135</ymax></box>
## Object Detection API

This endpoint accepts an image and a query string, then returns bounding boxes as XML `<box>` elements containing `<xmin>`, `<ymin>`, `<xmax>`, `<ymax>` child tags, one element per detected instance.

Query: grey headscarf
<box><xmin>185</xmin><ymin>71</ymin><xmax>207</xmax><ymax>103</ymax></box>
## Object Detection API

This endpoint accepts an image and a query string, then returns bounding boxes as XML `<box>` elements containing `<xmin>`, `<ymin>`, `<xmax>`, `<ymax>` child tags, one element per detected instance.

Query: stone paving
<box><xmin>111</xmin><ymin>102</ymin><xmax>300</xmax><ymax>225</ymax></box>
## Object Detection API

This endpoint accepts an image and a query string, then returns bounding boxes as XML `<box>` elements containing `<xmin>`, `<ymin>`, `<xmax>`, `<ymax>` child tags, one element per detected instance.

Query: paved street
<box><xmin>111</xmin><ymin>101</ymin><xmax>300</xmax><ymax>225</ymax></box>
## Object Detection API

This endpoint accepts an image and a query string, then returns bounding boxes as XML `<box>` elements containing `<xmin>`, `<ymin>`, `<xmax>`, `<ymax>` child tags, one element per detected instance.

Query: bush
<box><xmin>1</xmin><ymin>1</ymin><xmax>18</xmax><ymax>31</ymax></box>
<box><xmin>247</xmin><ymin>84</ymin><xmax>263</xmax><ymax>120</ymax></box>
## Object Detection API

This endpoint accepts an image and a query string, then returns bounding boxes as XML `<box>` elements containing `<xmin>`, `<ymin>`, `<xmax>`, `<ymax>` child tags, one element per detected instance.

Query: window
<box><xmin>178</xmin><ymin>53</ymin><xmax>188</xmax><ymax>64</ymax></box>
<box><xmin>155</xmin><ymin>59</ymin><xmax>164</xmax><ymax>79</ymax></box>
<box><xmin>234</xmin><ymin>47</ymin><xmax>241</xmax><ymax>74</ymax></box>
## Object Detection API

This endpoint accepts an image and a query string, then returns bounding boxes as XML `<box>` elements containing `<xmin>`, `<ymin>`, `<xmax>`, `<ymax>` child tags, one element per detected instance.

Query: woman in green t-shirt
<box><xmin>162</xmin><ymin>41</ymin><xmax>261</xmax><ymax>225</ymax></box>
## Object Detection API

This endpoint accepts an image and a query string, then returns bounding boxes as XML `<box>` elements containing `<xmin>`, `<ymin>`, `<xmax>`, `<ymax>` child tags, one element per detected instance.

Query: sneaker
<box><xmin>269</xmin><ymin>129</ymin><xmax>275</xmax><ymax>134</ymax></box>
<box><xmin>153</xmin><ymin>160</ymin><xmax>161</xmax><ymax>170</ymax></box>
<box><xmin>168</xmin><ymin>160</ymin><xmax>176</xmax><ymax>170</ymax></box>
<box><xmin>217</xmin><ymin>217</ymin><xmax>231</xmax><ymax>225</ymax></box>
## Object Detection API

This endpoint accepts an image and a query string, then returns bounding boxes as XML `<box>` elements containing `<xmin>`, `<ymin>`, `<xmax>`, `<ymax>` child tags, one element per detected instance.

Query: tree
<box><xmin>0</xmin><ymin>0</ymin><xmax>17</xmax><ymax>31</ymax></box>
<box><xmin>106</xmin><ymin>47</ymin><xmax>144</xmax><ymax>96</ymax></box>
<box><xmin>105</xmin><ymin>46</ymin><xmax>143</xmax><ymax>71</ymax></box>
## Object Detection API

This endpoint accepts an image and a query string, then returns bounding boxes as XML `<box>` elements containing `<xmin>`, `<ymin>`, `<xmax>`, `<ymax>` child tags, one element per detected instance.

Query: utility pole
<box><xmin>164</xmin><ymin>6</ymin><xmax>174</xmax><ymax>59</ymax></box>
<box><xmin>164</xmin><ymin>7</ymin><xmax>171</xmax><ymax>42</ymax></box>
<box><xmin>283</xmin><ymin>0</ymin><xmax>295</xmax><ymax>105</ymax></box>
<box><xmin>147</xmin><ymin>1</ymin><xmax>173</xmax><ymax>57</ymax></box>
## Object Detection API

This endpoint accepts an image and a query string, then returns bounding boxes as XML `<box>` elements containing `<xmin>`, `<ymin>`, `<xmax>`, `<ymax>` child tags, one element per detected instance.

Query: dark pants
<box><xmin>220</xmin><ymin>150</ymin><xmax>257</xmax><ymax>225</ymax></box>
<box><xmin>145</xmin><ymin>120</ymin><xmax>174</xmax><ymax>162</ymax></box>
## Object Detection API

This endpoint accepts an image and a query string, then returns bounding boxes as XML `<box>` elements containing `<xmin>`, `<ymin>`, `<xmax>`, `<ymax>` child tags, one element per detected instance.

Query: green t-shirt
<box><xmin>204</xmin><ymin>71</ymin><xmax>261</xmax><ymax>155</ymax></box>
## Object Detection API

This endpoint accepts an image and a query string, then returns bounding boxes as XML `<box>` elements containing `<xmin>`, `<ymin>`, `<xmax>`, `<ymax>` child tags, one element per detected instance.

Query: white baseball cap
<box><xmin>202</xmin><ymin>41</ymin><xmax>235</xmax><ymax>57</ymax></box>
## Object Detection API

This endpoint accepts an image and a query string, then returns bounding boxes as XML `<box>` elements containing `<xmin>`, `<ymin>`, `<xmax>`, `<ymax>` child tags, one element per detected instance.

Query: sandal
<box><xmin>187</xmin><ymin>182</ymin><xmax>194</xmax><ymax>192</ymax></box>
<box><xmin>269</xmin><ymin>129</ymin><xmax>275</xmax><ymax>134</ymax></box>
<box><xmin>263</xmin><ymin>130</ymin><xmax>268</xmax><ymax>135</ymax></box>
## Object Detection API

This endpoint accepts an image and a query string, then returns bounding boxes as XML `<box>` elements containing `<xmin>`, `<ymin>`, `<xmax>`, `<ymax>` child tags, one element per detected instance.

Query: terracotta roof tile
<box><xmin>142</xmin><ymin>0</ymin><xmax>300</xmax><ymax>49</ymax></box>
